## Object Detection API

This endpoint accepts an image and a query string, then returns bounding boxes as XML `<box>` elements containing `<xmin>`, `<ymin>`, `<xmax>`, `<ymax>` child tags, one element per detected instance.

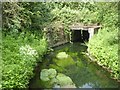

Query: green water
<box><xmin>29</xmin><ymin>43</ymin><xmax>119</xmax><ymax>88</ymax></box>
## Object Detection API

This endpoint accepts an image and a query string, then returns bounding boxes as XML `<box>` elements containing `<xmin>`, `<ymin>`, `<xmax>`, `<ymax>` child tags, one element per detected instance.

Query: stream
<box><xmin>29</xmin><ymin>42</ymin><xmax>119</xmax><ymax>89</ymax></box>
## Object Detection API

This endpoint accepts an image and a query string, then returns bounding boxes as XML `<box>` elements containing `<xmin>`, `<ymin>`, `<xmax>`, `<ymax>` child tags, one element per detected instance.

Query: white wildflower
<box><xmin>19</xmin><ymin>45</ymin><xmax>38</xmax><ymax>57</ymax></box>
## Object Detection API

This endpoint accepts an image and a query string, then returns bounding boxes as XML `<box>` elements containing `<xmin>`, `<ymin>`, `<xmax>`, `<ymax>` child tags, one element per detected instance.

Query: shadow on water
<box><xmin>29</xmin><ymin>42</ymin><xmax>119</xmax><ymax>89</ymax></box>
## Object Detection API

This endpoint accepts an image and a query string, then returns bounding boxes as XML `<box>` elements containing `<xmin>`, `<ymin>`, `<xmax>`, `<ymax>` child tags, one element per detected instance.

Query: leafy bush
<box><xmin>88</xmin><ymin>28</ymin><xmax>119</xmax><ymax>79</ymax></box>
<box><xmin>87</xmin><ymin>2</ymin><xmax>119</xmax><ymax>80</ymax></box>
<box><xmin>2</xmin><ymin>33</ymin><xmax>47</xmax><ymax>88</ymax></box>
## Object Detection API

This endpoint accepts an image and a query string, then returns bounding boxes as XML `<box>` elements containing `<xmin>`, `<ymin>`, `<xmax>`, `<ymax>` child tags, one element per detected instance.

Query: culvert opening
<box><xmin>82</xmin><ymin>30</ymin><xmax>89</xmax><ymax>42</ymax></box>
<box><xmin>71</xmin><ymin>30</ymin><xmax>89</xmax><ymax>43</ymax></box>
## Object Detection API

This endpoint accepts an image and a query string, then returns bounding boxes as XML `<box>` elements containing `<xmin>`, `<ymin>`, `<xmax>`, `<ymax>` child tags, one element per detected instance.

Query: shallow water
<box><xmin>29</xmin><ymin>43</ymin><xmax>119</xmax><ymax>88</ymax></box>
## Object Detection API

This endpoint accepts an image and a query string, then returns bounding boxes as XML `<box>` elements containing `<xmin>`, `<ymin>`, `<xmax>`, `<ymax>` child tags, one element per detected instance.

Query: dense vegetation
<box><xmin>2</xmin><ymin>2</ymin><xmax>48</xmax><ymax>88</ymax></box>
<box><xmin>2</xmin><ymin>2</ymin><xmax>119</xmax><ymax>88</ymax></box>
<box><xmin>88</xmin><ymin>3</ymin><xmax>119</xmax><ymax>80</ymax></box>
<box><xmin>2</xmin><ymin>34</ymin><xmax>47</xmax><ymax>88</ymax></box>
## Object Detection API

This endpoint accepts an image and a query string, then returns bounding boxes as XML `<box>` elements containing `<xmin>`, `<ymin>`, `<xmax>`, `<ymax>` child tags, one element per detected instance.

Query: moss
<box><xmin>49</xmin><ymin>64</ymin><xmax>65</xmax><ymax>72</ymax></box>
<box><xmin>56</xmin><ymin>52</ymin><xmax>69</xmax><ymax>59</ymax></box>
<box><xmin>56</xmin><ymin>73</ymin><xmax>75</xmax><ymax>87</ymax></box>
<box><xmin>40</xmin><ymin>68</ymin><xmax>57</xmax><ymax>81</ymax></box>
<box><xmin>40</xmin><ymin>68</ymin><xmax>76</xmax><ymax>88</ymax></box>
<box><xmin>55</xmin><ymin>55</ymin><xmax>76</xmax><ymax>68</ymax></box>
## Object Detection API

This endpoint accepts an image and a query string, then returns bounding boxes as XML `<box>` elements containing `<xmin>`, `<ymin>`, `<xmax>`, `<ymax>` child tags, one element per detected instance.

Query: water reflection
<box><xmin>81</xmin><ymin>83</ymin><xmax>92</xmax><ymax>88</ymax></box>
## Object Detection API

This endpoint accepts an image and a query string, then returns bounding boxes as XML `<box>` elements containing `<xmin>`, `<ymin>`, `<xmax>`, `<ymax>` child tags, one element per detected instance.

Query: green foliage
<box><xmin>3</xmin><ymin>2</ymin><xmax>51</xmax><ymax>35</ymax></box>
<box><xmin>27</xmin><ymin>3</ymin><xmax>52</xmax><ymax>30</ymax></box>
<box><xmin>2</xmin><ymin>34</ymin><xmax>47</xmax><ymax>88</ymax></box>
<box><xmin>88</xmin><ymin>28</ymin><xmax>119</xmax><ymax>79</ymax></box>
<box><xmin>3</xmin><ymin>3</ymin><xmax>31</xmax><ymax>34</ymax></box>
<box><xmin>2</xmin><ymin>2</ymin><xmax>119</xmax><ymax>88</ymax></box>
<box><xmin>88</xmin><ymin>2</ymin><xmax>119</xmax><ymax>80</ymax></box>
<box><xmin>50</xmin><ymin>2</ymin><xmax>99</xmax><ymax>25</ymax></box>
<box><xmin>44</xmin><ymin>2</ymin><xmax>105</xmax><ymax>44</ymax></box>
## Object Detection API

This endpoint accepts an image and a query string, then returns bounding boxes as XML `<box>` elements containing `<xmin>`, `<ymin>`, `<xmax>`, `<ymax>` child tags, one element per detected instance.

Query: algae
<box><xmin>40</xmin><ymin>68</ymin><xmax>57</xmax><ymax>81</ymax></box>
<box><xmin>56</xmin><ymin>73</ymin><xmax>75</xmax><ymax>87</ymax></box>
<box><xmin>56</xmin><ymin>52</ymin><xmax>68</xmax><ymax>59</ymax></box>
<box><xmin>40</xmin><ymin>68</ymin><xmax>75</xmax><ymax>88</ymax></box>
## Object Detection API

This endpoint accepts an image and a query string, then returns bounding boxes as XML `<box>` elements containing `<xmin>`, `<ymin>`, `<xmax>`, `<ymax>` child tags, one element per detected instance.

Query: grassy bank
<box><xmin>88</xmin><ymin>2</ymin><xmax>119</xmax><ymax>80</ymax></box>
<box><xmin>88</xmin><ymin>27</ymin><xmax>119</xmax><ymax>80</ymax></box>
<box><xmin>2</xmin><ymin>33</ymin><xmax>47</xmax><ymax>88</ymax></box>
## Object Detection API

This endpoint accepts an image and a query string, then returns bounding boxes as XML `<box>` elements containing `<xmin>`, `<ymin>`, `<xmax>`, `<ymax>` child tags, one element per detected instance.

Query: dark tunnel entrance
<box><xmin>82</xmin><ymin>30</ymin><xmax>89</xmax><ymax>42</ymax></box>
<box><xmin>71</xmin><ymin>30</ymin><xmax>89</xmax><ymax>43</ymax></box>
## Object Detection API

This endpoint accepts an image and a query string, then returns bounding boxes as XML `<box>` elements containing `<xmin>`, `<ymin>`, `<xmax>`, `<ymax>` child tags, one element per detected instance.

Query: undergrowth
<box><xmin>2</xmin><ymin>32</ymin><xmax>47</xmax><ymax>88</ymax></box>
